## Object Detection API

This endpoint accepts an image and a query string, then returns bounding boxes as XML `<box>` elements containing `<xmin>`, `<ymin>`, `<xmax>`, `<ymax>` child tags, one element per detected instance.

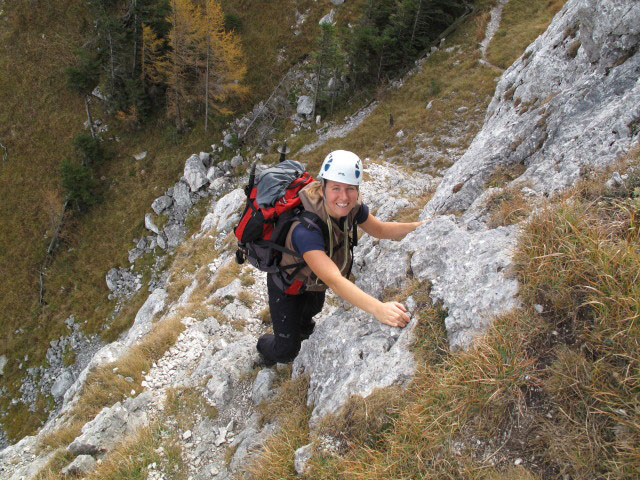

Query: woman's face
<box><xmin>323</xmin><ymin>180</ymin><xmax>359</xmax><ymax>219</ymax></box>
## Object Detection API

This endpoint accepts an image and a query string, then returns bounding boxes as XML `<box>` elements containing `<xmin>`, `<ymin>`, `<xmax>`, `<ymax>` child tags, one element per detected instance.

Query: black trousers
<box><xmin>256</xmin><ymin>273</ymin><xmax>326</xmax><ymax>363</ymax></box>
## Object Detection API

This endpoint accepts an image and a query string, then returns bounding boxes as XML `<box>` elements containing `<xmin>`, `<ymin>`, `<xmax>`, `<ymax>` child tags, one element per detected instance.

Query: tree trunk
<box><xmin>410</xmin><ymin>0</ymin><xmax>423</xmax><ymax>47</ymax></box>
<box><xmin>85</xmin><ymin>96</ymin><xmax>96</xmax><ymax>141</ymax></box>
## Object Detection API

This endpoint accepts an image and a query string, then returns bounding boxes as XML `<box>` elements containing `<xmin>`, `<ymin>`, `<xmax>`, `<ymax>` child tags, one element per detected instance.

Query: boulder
<box><xmin>296</xmin><ymin>95</ymin><xmax>314</xmax><ymax>117</ymax></box>
<box><xmin>206</xmin><ymin>166</ymin><xmax>223</xmax><ymax>182</ymax></box>
<box><xmin>164</xmin><ymin>223</ymin><xmax>187</xmax><ymax>249</ymax></box>
<box><xmin>151</xmin><ymin>195</ymin><xmax>173</xmax><ymax>215</ymax></box>
<box><xmin>68</xmin><ymin>391</ymin><xmax>152</xmax><ymax>456</ymax></box>
<box><xmin>230</xmin><ymin>155</ymin><xmax>244</xmax><ymax>168</ymax></box>
<box><xmin>122</xmin><ymin>289</ymin><xmax>168</xmax><ymax>347</ymax></box>
<box><xmin>408</xmin><ymin>217</ymin><xmax>520</xmax><ymax>348</ymax></box>
<box><xmin>51</xmin><ymin>370</ymin><xmax>74</xmax><ymax>399</ymax></box>
<box><xmin>144</xmin><ymin>213</ymin><xmax>160</xmax><ymax>234</ymax></box>
<box><xmin>184</xmin><ymin>154</ymin><xmax>209</xmax><ymax>192</ymax></box>
<box><xmin>173</xmin><ymin>181</ymin><xmax>193</xmax><ymax>210</ymax></box>
<box><xmin>293</xmin><ymin>308</ymin><xmax>417</xmax><ymax>423</ymax></box>
<box><xmin>205</xmin><ymin>188</ymin><xmax>245</xmax><ymax>233</ymax></box>
<box><xmin>319</xmin><ymin>9</ymin><xmax>336</xmax><ymax>25</ymax></box>
<box><xmin>294</xmin><ymin>443</ymin><xmax>314</xmax><ymax>475</ymax></box>
<box><xmin>61</xmin><ymin>455</ymin><xmax>96</xmax><ymax>476</ymax></box>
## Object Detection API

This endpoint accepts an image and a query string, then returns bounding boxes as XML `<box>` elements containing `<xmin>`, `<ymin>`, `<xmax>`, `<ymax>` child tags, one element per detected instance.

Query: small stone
<box><xmin>534</xmin><ymin>304</ymin><xmax>544</xmax><ymax>314</ymax></box>
<box><xmin>396</xmin><ymin>130</ymin><xmax>405</xmax><ymax>138</ymax></box>
<box><xmin>134</xmin><ymin>151</ymin><xmax>148</xmax><ymax>161</ymax></box>
<box><xmin>183</xmin><ymin>430</ymin><xmax>192</xmax><ymax>440</ymax></box>
<box><xmin>514</xmin><ymin>458</ymin><xmax>523</xmax><ymax>466</ymax></box>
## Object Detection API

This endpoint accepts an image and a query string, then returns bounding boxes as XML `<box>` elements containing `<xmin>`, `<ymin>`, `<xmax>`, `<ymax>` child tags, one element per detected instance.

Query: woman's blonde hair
<box><xmin>305</xmin><ymin>181</ymin><xmax>323</xmax><ymax>200</ymax></box>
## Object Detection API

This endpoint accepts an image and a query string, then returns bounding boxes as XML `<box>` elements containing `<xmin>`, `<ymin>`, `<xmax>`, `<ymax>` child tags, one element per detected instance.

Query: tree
<box><xmin>312</xmin><ymin>23</ymin><xmax>345</xmax><ymax>118</ymax></box>
<box><xmin>60</xmin><ymin>159</ymin><xmax>101</xmax><ymax>211</ymax></box>
<box><xmin>157</xmin><ymin>0</ymin><xmax>247</xmax><ymax>131</ymax></box>
<box><xmin>194</xmin><ymin>0</ymin><xmax>247</xmax><ymax>131</ymax></box>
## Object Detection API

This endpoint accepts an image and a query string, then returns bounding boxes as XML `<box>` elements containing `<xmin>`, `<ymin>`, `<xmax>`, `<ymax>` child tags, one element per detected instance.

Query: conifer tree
<box><xmin>195</xmin><ymin>0</ymin><xmax>247</xmax><ymax>131</ymax></box>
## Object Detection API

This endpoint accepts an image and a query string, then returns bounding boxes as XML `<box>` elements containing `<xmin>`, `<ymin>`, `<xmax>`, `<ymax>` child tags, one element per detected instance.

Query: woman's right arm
<box><xmin>302</xmin><ymin>249</ymin><xmax>410</xmax><ymax>328</ymax></box>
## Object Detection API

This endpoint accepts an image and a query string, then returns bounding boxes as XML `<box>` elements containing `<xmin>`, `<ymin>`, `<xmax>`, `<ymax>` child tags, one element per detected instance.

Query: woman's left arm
<box><xmin>359</xmin><ymin>214</ymin><xmax>425</xmax><ymax>240</ymax></box>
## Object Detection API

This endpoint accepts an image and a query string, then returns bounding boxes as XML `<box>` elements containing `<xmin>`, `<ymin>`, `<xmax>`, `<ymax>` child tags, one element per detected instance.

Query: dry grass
<box><xmin>39</xmin><ymin>316</ymin><xmax>185</xmax><ymax>451</ymax></box>
<box><xmin>85</xmin><ymin>423</ymin><xmax>185</xmax><ymax>480</ymax></box>
<box><xmin>390</xmin><ymin>191</ymin><xmax>434</xmax><ymax>224</ymax></box>
<box><xmin>486</xmin><ymin>0</ymin><xmax>566</xmax><ymax>69</ymax></box>
<box><xmin>243</xmin><ymin>375</ymin><xmax>311</xmax><ymax>480</ymax></box>
<box><xmin>487</xmin><ymin>187</ymin><xmax>530</xmax><ymax>228</ymax></box>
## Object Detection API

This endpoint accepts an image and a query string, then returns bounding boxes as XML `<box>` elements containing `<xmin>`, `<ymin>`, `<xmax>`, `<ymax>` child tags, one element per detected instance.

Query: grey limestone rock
<box><xmin>173</xmin><ymin>181</ymin><xmax>193</xmax><ymax>210</ymax></box>
<box><xmin>229</xmin><ymin>414</ymin><xmax>278</xmax><ymax>472</ymax></box>
<box><xmin>319</xmin><ymin>9</ymin><xmax>336</xmax><ymax>26</ymax></box>
<box><xmin>408</xmin><ymin>217</ymin><xmax>520</xmax><ymax>348</ymax></box>
<box><xmin>203</xmin><ymin>188</ymin><xmax>245</xmax><ymax>233</ymax></box>
<box><xmin>51</xmin><ymin>370</ymin><xmax>74</xmax><ymax>399</ymax></box>
<box><xmin>230</xmin><ymin>155</ymin><xmax>244</xmax><ymax>168</ymax></box>
<box><xmin>61</xmin><ymin>455</ymin><xmax>96</xmax><ymax>476</ymax></box>
<box><xmin>198</xmin><ymin>335</ymin><xmax>258</xmax><ymax>407</ymax></box>
<box><xmin>105</xmin><ymin>268</ymin><xmax>142</xmax><ymax>300</ymax></box>
<box><xmin>151</xmin><ymin>195</ymin><xmax>173</xmax><ymax>215</ymax></box>
<box><xmin>164</xmin><ymin>223</ymin><xmax>187</xmax><ymax>249</ymax></box>
<box><xmin>199</xmin><ymin>151</ymin><xmax>211</xmax><ymax>167</ymax></box>
<box><xmin>426</xmin><ymin>0</ymin><xmax>640</xmax><ymax>216</ymax></box>
<box><xmin>0</xmin><ymin>355</ymin><xmax>6</xmax><ymax>376</ymax></box>
<box><xmin>122</xmin><ymin>289</ymin><xmax>168</xmax><ymax>347</ymax></box>
<box><xmin>293</xmin><ymin>308</ymin><xmax>417</xmax><ymax>423</ymax></box>
<box><xmin>294</xmin><ymin>443</ymin><xmax>314</xmax><ymax>475</ymax></box>
<box><xmin>184</xmin><ymin>154</ymin><xmax>209</xmax><ymax>192</ymax></box>
<box><xmin>251</xmin><ymin>369</ymin><xmax>276</xmax><ymax>405</ymax></box>
<box><xmin>145</xmin><ymin>213</ymin><xmax>160</xmax><ymax>234</ymax></box>
<box><xmin>68</xmin><ymin>391</ymin><xmax>152</xmax><ymax>456</ymax></box>
<box><xmin>207</xmin><ymin>166</ymin><xmax>223</xmax><ymax>182</ymax></box>
<box><xmin>296</xmin><ymin>95</ymin><xmax>314</xmax><ymax>117</ymax></box>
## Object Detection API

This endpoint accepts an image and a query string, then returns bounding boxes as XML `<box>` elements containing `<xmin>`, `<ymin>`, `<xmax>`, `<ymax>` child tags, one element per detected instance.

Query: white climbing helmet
<box><xmin>318</xmin><ymin>150</ymin><xmax>363</xmax><ymax>185</ymax></box>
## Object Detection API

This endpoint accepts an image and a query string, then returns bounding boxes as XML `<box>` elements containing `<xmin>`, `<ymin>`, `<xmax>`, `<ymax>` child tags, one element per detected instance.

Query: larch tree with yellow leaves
<box><xmin>155</xmin><ymin>0</ymin><xmax>247</xmax><ymax>131</ymax></box>
<box><xmin>195</xmin><ymin>0</ymin><xmax>248</xmax><ymax>132</ymax></box>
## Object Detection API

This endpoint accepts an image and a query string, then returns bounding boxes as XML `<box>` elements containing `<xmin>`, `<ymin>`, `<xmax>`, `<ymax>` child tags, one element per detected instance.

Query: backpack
<box><xmin>234</xmin><ymin>160</ymin><xmax>318</xmax><ymax>290</ymax></box>
<box><xmin>234</xmin><ymin>159</ymin><xmax>359</xmax><ymax>294</ymax></box>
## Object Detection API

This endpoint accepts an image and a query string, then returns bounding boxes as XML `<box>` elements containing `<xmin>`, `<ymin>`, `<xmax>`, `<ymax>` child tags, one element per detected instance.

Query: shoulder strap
<box><xmin>297</xmin><ymin>211</ymin><xmax>330</xmax><ymax>251</ymax></box>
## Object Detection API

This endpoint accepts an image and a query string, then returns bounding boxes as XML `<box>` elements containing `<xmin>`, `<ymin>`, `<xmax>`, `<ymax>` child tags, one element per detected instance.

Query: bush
<box><xmin>73</xmin><ymin>133</ymin><xmax>105</xmax><ymax>165</ymax></box>
<box><xmin>60</xmin><ymin>159</ymin><xmax>100</xmax><ymax>210</ymax></box>
<box><xmin>224</xmin><ymin>12</ymin><xmax>242</xmax><ymax>32</ymax></box>
<box><xmin>65</xmin><ymin>49</ymin><xmax>100</xmax><ymax>95</ymax></box>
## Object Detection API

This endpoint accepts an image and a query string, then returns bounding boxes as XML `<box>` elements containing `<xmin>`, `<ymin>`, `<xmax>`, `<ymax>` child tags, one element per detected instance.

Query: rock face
<box><xmin>408</xmin><ymin>217</ymin><xmax>520</xmax><ymax>347</ymax></box>
<box><xmin>68</xmin><ymin>391</ymin><xmax>153</xmax><ymax>455</ymax></box>
<box><xmin>294</xmin><ymin>308</ymin><xmax>418</xmax><ymax>422</ymax></box>
<box><xmin>427</xmin><ymin>0</ymin><xmax>640</xmax><ymax>216</ymax></box>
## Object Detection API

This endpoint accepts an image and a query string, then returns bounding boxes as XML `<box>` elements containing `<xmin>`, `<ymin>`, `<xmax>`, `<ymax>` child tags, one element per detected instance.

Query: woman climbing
<box><xmin>257</xmin><ymin>150</ymin><xmax>425</xmax><ymax>365</ymax></box>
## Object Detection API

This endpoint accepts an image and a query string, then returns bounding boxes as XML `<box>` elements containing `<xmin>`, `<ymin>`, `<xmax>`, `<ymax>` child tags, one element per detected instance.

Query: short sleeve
<box><xmin>291</xmin><ymin>223</ymin><xmax>325</xmax><ymax>255</ymax></box>
<box><xmin>355</xmin><ymin>203</ymin><xmax>369</xmax><ymax>224</ymax></box>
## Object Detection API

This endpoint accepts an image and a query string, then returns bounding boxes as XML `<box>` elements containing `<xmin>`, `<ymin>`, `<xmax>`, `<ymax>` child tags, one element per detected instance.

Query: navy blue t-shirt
<box><xmin>292</xmin><ymin>203</ymin><xmax>369</xmax><ymax>255</ymax></box>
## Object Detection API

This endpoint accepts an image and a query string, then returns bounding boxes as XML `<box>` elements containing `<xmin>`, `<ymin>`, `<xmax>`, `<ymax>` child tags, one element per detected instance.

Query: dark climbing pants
<box><xmin>256</xmin><ymin>274</ymin><xmax>326</xmax><ymax>363</ymax></box>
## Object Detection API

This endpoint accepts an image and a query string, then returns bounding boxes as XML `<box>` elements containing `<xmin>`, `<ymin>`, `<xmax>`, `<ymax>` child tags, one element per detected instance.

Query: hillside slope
<box><xmin>2</xmin><ymin>0</ymin><xmax>639</xmax><ymax>478</ymax></box>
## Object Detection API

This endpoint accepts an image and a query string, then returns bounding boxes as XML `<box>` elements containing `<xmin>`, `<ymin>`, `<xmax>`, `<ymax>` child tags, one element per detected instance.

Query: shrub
<box><xmin>65</xmin><ymin>48</ymin><xmax>100</xmax><ymax>95</ymax></box>
<box><xmin>224</xmin><ymin>12</ymin><xmax>242</xmax><ymax>32</ymax></box>
<box><xmin>60</xmin><ymin>159</ymin><xmax>100</xmax><ymax>211</ymax></box>
<box><xmin>73</xmin><ymin>133</ymin><xmax>105</xmax><ymax>165</ymax></box>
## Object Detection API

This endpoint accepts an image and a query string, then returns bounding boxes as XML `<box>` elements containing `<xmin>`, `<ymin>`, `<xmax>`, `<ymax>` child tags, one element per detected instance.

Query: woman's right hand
<box><xmin>374</xmin><ymin>301</ymin><xmax>410</xmax><ymax>328</ymax></box>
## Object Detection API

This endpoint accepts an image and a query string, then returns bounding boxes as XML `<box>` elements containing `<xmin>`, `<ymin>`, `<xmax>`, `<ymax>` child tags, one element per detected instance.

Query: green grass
<box><xmin>487</xmin><ymin>0</ymin><xmax>565</xmax><ymax>69</ymax></box>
